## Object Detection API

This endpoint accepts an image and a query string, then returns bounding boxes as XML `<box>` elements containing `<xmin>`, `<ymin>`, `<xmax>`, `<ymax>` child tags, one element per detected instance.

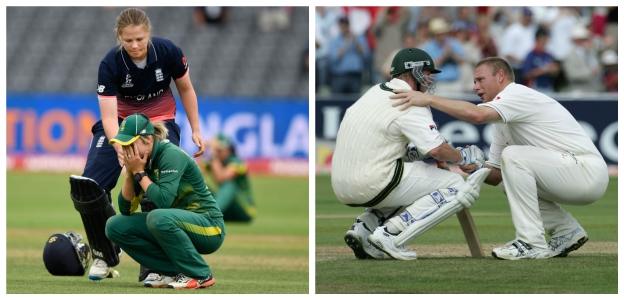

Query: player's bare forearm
<box><xmin>484</xmin><ymin>167</ymin><xmax>502</xmax><ymax>186</ymax></box>
<box><xmin>210</xmin><ymin>159</ymin><xmax>236</xmax><ymax>183</ymax></box>
<box><xmin>177</xmin><ymin>79</ymin><xmax>201</xmax><ymax>133</ymax></box>
<box><xmin>98</xmin><ymin>98</ymin><xmax>119</xmax><ymax>140</ymax></box>
<box><xmin>428</xmin><ymin>143</ymin><xmax>462</xmax><ymax>164</ymax></box>
<box><xmin>429</xmin><ymin>95</ymin><xmax>482</xmax><ymax>123</ymax></box>
<box><xmin>121</xmin><ymin>173</ymin><xmax>135</xmax><ymax>201</ymax></box>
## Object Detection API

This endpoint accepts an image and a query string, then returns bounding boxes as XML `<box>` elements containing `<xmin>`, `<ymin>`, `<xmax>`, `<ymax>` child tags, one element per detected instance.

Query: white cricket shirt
<box><xmin>331</xmin><ymin>78</ymin><xmax>445</xmax><ymax>205</ymax></box>
<box><xmin>479</xmin><ymin>83</ymin><xmax>602</xmax><ymax>167</ymax></box>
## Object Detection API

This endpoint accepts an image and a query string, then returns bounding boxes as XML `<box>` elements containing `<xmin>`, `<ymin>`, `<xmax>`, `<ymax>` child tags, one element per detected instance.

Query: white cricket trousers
<box><xmin>375</xmin><ymin>161</ymin><xmax>465</xmax><ymax>209</ymax></box>
<box><xmin>500</xmin><ymin>145</ymin><xmax>609</xmax><ymax>249</ymax></box>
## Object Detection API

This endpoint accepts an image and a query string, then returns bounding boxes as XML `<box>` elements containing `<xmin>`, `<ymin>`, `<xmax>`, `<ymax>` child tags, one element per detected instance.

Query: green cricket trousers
<box><xmin>105</xmin><ymin>208</ymin><xmax>225</xmax><ymax>279</ymax></box>
<box><xmin>216</xmin><ymin>181</ymin><xmax>256</xmax><ymax>222</ymax></box>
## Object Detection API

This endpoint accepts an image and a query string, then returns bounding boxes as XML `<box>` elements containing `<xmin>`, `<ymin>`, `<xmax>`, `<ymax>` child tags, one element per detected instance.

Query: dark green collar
<box><xmin>380</xmin><ymin>82</ymin><xmax>395</xmax><ymax>93</ymax></box>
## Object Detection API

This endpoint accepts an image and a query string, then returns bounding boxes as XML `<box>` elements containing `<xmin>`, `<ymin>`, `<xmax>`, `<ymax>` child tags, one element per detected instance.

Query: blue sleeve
<box><xmin>327</xmin><ymin>37</ymin><xmax>341</xmax><ymax>63</ymax></box>
<box><xmin>521</xmin><ymin>52</ymin><xmax>534</xmax><ymax>75</ymax></box>
<box><xmin>357</xmin><ymin>35</ymin><xmax>370</xmax><ymax>58</ymax></box>
<box><xmin>97</xmin><ymin>54</ymin><xmax>118</xmax><ymax>97</ymax></box>
<box><xmin>451</xmin><ymin>39</ymin><xmax>465</xmax><ymax>57</ymax></box>
<box><xmin>168</xmin><ymin>43</ymin><xmax>188</xmax><ymax>79</ymax></box>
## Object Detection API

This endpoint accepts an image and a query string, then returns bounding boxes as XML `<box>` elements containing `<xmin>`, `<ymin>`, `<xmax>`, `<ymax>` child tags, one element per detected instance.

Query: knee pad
<box><xmin>69</xmin><ymin>175</ymin><xmax>119</xmax><ymax>266</ymax></box>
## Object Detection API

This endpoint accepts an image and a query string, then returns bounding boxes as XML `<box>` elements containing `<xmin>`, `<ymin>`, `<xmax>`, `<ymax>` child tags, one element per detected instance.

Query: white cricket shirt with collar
<box><xmin>478</xmin><ymin>82</ymin><xmax>602</xmax><ymax>167</ymax></box>
<box><xmin>331</xmin><ymin>78</ymin><xmax>446</xmax><ymax>205</ymax></box>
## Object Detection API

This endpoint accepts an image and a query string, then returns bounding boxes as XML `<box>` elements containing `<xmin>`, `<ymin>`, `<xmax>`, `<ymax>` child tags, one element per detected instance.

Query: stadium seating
<box><xmin>7</xmin><ymin>7</ymin><xmax>308</xmax><ymax>98</ymax></box>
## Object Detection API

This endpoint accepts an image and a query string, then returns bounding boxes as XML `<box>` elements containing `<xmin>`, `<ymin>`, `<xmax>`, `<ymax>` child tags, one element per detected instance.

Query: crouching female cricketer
<box><xmin>105</xmin><ymin>113</ymin><xmax>225</xmax><ymax>289</ymax></box>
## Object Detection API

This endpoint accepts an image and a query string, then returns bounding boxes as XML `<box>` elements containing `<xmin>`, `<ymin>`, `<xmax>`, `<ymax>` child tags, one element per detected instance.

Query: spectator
<box><xmin>315</xmin><ymin>7</ymin><xmax>342</xmax><ymax>91</ymax></box>
<box><xmin>522</xmin><ymin>26</ymin><xmax>559</xmax><ymax>92</ymax></box>
<box><xmin>601</xmin><ymin>49</ymin><xmax>617</xmax><ymax>92</ymax></box>
<box><xmin>257</xmin><ymin>7</ymin><xmax>291</xmax><ymax>32</ymax></box>
<box><xmin>373</xmin><ymin>7</ymin><xmax>409</xmax><ymax>84</ymax></box>
<box><xmin>546</xmin><ymin>8</ymin><xmax>581</xmax><ymax>60</ymax></box>
<box><xmin>193</xmin><ymin>7</ymin><xmax>228</xmax><ymax>26</ymax></box>
<box><xmin>380</xmin><ymin>31</ymin><xmax>417</xmax><ymax>81</ymax></box>
<box><xmin>475</xmin><ymin>15</ymin><xmax>498</xmax><ymax>58</ymax></box>
<box><xmin>327</xmin><ymin>16</ymin><xmax>370</xmax><ymax>94</ymax></box>
<box><xmin>453</xmin><ymin>22</ymin><xmax>482</xmax><ymax>92</ymax></box>
<box><xmin>499</xmin><ymin>8</ymin><xmax>537</xmax><ymax>79</ymax></box>
<box><xmin>420</xmin><ymin>17</ymin><xmax>465</xmax><ymax>93</ymax></box>
<box><xmin>562</xmin><ymin>25</ymin><xmax>601</xmax><ymax>93</ymax></box>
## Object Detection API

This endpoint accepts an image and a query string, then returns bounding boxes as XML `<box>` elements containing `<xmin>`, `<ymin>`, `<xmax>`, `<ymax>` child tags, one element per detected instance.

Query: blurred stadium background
<box><xmin>315</xmin><ymin>6</ymin><xmax>617</xmax><ymax>174</ymax></box>
<box><xmin>7</xmin><ymin>6</ymin><xmax>309</xmax><ymax>175</ymax></box>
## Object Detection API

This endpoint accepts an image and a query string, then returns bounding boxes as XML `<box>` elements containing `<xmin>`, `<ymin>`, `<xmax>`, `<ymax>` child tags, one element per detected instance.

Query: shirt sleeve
<box><xmin>394</xmin><ymin>108</ymin><xmax>445</xmax><ymax>157</ymax></box>
<box><xmin>145</xmin><ymin>150</ymin><xmax>187</xmax><ymax>208</ymax></box>
<box><xmin>478</xmin><ymin>88</ymin><xmax>531</xmax><ymax>123</ymax></box>
<box><xmin>169</xmin><ymin>43</ymin><xmax>189</xmax><ymax>80</ymax></box>
<box><xmin>97</xmin><ymin>60</ymin><xmax>117</xmax><ymax>97</ymax></box>
<box><xmin>226</xmin><ymin>157</ymin><xmax>248</xmax><ymax>175</ymax></box>
<box><xmin>117</xmin><ymin>192</ymin><xmax>141</xmax><ymax>215</ymax></box>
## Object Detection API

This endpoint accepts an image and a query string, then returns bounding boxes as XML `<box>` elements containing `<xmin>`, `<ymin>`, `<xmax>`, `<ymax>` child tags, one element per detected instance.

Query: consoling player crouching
<box><xmin>104</xmin><ymin>113</ymin><xmax>225</xmax><ymax>289</ymax></box>
<box><xmin>391</xmin><ymin>57</ymin><xmax>609</xmax><ymax>260</ymax></box>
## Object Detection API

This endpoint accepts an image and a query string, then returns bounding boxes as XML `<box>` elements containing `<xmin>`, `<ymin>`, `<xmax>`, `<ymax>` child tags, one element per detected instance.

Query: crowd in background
<box><xmin>316</xmin><ymin>6</ymin><xmax>618</xmax><ymax>96</ymax></box>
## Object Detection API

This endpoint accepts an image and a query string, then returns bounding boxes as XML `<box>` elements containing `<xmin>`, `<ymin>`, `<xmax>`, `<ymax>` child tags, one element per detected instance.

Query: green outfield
<box><xmin>7</xmin><ymin>171</ymin><xmax>308</xmax><ymax>293</ymax></box>
<box><xmin>316</xmin><ymin>175</ymin><xmax>618</xmax><ymax>293</ymax></box>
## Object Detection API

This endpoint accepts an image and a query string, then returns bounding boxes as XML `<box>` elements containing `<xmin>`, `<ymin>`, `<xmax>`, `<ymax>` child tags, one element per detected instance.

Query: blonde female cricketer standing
<box><xmin>70</xmin><ymin>8</ymin><xmax>205</xmax><ymax>281</ymax></box>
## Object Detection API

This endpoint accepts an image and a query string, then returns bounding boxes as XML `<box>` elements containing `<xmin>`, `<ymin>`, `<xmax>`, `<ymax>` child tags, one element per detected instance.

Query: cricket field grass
<box><xmin>316</xmin><ymin>175</ymin><xmax>618</xmax><ymax>293</ymax></box>
<box><xmin>7</xmin><ymin>171</ymin><xmax>308</xmax><ymax>293</ymax></box>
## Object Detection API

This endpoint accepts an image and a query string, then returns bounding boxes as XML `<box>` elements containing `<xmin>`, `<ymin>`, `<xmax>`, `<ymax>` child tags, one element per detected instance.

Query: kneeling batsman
<box><xmin>366</xmin><ymin>146</ymin><xmax>489</xmax><ymax>261</ymax></box>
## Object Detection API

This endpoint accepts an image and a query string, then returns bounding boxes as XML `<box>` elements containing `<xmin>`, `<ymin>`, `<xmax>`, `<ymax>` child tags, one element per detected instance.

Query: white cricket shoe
<box><xmin>88</xmin><ymin>258</ymin><xmax>120</xmax><ymax>280</ymax></box>
<box><xmin>492</xmin><ymin>239</ymin><xmax>556</xmax><ymax>260</ymax></box>
<box><xmin>143</xmin><ymin>272</ymin><xmax>175</xmax><ymax>288</ymax></box>
<box><xmin>368</xmin><ymin>226</ymin><xmax>418</xmax><ymax>261</ymax></box>
<box><xmin>167</xmin><ymin>273</ymin><xmax>216</xmax><ymax>289</ymax></box>
<box><xmin>549</xmin><ymin>227</ymin><xmax>588</xmax><ymax>257</ymax></box>
<box><xmin>344</xmin><ymin>221</ymin><xmax>386</xmax><ymax>259</ymax></box>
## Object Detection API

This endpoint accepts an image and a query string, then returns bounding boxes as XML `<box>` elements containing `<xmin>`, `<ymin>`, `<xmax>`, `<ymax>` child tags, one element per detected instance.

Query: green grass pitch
<box><xmin>316</xmin><ymin>175</ymin><xmax>617</xmax><ymax>293</ymax></box>
<box><xmin>7</xmin><ymin>171</ymin><xmax>309</xmax><ymax>293</ymax></box>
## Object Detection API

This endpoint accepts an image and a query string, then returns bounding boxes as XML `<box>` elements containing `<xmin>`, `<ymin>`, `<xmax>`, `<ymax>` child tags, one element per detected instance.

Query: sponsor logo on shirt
<box><xmin>121</xmin><ymin>73</ymin><xmax>134</xmax><ymax>88</ymax></box>
<box><xmin>97</xmin><ymin>84</ymin><xmax>105</xmax><ymax>93</ymax></box>
<box><xmin>161</xmin><ymin>169</ymin><xmax>179</xmax><ymax>174</ymax></box>
<box><xmin>155</xmin><ymin>68</ymin><xmax>164</xmax><ymax>82</ymax></box>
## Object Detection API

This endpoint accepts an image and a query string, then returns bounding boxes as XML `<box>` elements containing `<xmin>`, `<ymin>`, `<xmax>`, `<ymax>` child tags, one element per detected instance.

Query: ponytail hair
<box><xmin>152</xmin><ymin>121</ymin><xmax>169</xmax><ymax>141</ymax></box>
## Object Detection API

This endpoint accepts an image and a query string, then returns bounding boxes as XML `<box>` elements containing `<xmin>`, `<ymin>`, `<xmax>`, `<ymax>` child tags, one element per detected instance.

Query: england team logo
<box><xmin>121</xmin><ymin>73</ymin><xmax>134</xmax><ymax>88</ymax></box>
<box><xmin>155</xmin><ymin>68</ymin><xmax>164</xmax><ymax>82</ymax></box>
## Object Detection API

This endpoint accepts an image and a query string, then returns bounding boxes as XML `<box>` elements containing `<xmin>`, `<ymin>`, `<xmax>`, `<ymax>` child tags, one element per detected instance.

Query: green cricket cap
<box><xmin>109</xmin><ymin>113</ymin><xmax>154</xmax><ymax>146</ymax></box>
<box><xmin>215</xmin><ymin>133</ymin><xmax>233</xmax><ymax>148</ymax></box>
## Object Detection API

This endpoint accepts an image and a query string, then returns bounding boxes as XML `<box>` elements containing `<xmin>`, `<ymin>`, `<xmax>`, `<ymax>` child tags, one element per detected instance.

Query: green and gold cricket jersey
<box><xmin>119</xmin><ymin>139</ymin><xmax>223</xmax><ymax>219</ymax></box>
<box><xmin>205</xmin><ymin>155</ymin><xmax>256</xmax><ymax>222</ymax></box>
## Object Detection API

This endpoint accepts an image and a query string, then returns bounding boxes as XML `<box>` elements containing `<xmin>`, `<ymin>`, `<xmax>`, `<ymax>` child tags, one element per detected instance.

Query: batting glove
<box><xmin>457</xmin><ymin>145</ymin><xmax>485</xmax><ymax>169</ymax></box>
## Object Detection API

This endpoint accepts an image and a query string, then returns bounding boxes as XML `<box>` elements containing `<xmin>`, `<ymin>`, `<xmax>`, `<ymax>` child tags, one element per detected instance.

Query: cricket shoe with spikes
<box><xmin>167</xmin><ymin>274</ymin><xmax>216</xmax><ymax>289</ymax></box>
<box><xmin>368</xmin><ymin>226</ymin><xmax>418</xmax><ymax>261</ymax></box>
<box><xmin>492</xmin><ymin>239</ymin><xmax>556</xmax><ymax>260</ymax></box>
<box><xmin>549</xmin><ymin>227</ymin><xmax>588</xmax><ymax>257</ymax></box>
<box><xmin>88</xmin><ymin>258</ymin><xmax>120</xmax><ymax>281</ymax></box>
<box><xmin>344</xmin><ymin>221</ymin><xmax>386</xmax><ymax>259</ymax></box>
<box><xmin>143</xmin><ymin>272</ymin><xmax>175</xmax><ymax>288</ymax></box>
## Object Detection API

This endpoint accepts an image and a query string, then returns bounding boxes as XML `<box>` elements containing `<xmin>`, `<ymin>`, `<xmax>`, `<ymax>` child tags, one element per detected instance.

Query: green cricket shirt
<box><xmin>118</xmin><ymin>140</ymin><xmax>223</xmax><ymax>219</ymax></box>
